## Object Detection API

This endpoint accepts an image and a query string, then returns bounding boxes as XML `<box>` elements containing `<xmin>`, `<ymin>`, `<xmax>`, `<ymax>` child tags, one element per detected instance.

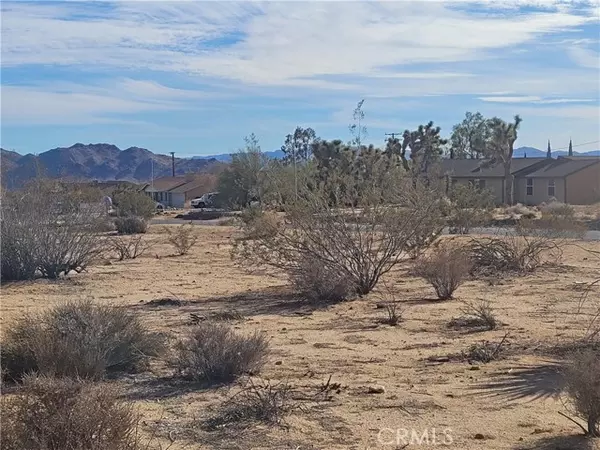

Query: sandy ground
<box><xmin>1</xmin><ymin>224</ymin><xmax>599</xmax><ymax>450</ymax></box>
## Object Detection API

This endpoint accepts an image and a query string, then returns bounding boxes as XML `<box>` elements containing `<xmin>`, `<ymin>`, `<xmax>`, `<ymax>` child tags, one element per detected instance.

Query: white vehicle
<box><xmin>191</xmin><ymin>192</ymin><xmax>219</xmax><ymax>209</ymax></box>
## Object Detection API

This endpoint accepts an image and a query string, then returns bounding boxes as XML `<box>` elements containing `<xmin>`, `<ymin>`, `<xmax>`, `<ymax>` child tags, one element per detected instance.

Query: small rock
<box><xmin>367</xmin><ymin>385</ymin><xmax>386</xmax><ymax>394</ymax></box>
<box><xmin>274</xmin><ymin>360</ymin><xmax>283</xmax><ymax>366</ymax></box>
<box><xmin>473</xmin><ymin>434</ymin><xmax>486</xmax><ymax>440</ymax></box>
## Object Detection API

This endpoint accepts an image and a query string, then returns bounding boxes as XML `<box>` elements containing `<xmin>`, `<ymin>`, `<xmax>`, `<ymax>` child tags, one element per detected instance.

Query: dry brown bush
<box><xmin>1</xmin><ymin>375</ymin><xmax>139</xmax><ymax>450</ymax></box>
<box><xmin>459</xmin><ymin>299</ymin><xmax>498</xmax><ymax>330</ymax></box>
<box><xmin>110</xmin><ymin>234</ymin><xmax>153</xmax><ymax>261</ymax></box>
<box><xmin>539</xmin><ymin>200</ymin><xmax>575</xmax><ymax>220</ymax></box>
<box><xmin>468</xmin><ymin>221</ymin><xmax>574</xmax><ymax>275</ymax></box>
<box><xmin>115</xmin><ymin>216</ymin><xmax>148</xmax><ymax>235</ymax></box>
<box><xmin>289</xmin><ymin>255</ymin><xmax>355</xmax><ymax>303</ymax></box>
<box><xmin>233</xmin><ymin>179</ymin><xmax>444</xmax><ymax>296</ymax></box>
<box><xmin>1</xmin><ymin>180</ymin><xmax>105</xmax><ymax>281</ymax></box>
<box><xmin>2</xmin><ymin>300</ymin><xmax>164</xmax><ymax>382</ymax></box>
<box><xmin>205</xmin><ymin>378</ymin><xmax>297</xmax><ymax>429</ymax></box>
<box><xmin>562</xmin><ymin>349</ymin><xmax>600</xmax><ymax>437</ymax></box>
<box><xmin>413</xmin><ymin>243</ymin><xmax>472</xmax><ymax>300</ymax></box>
<box><xmin>173</xmin><ymin>322</ymin><xmax>269</xmax><ymax>385</ymax></box>
<box><xmin>165</xmin><ymin>224</ymin><xmax>198</xmax><ymax>255</ymax></box>
<box><xmin>462</xmin><ymin>333</ymin><xmax>509</xmax><ymax>363</ymax></box>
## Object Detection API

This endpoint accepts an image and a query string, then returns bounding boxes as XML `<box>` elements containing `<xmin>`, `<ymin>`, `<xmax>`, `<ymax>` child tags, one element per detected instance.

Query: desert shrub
<box><xmin>562</xmin><ymin>349</ymin><xmax>600</xmax><ymax>436</ymax></box>
<box><xmin>1</xmin><ymin>180</ymin><xmax>104</xmax><ymax>281</ymax></box>
<box><xmin>380</xmin><ymin>302</ymin><xmax>403</xmax><ymax>326</ymax></box>
<box><xmin>238</xmin><ymin>207</ymin><xmax>281</xmax><ymax>241</ymax></box>
<box><xmin>2</xmin><ymin>300</ymin><xmax>164</xmax><ymax>381</ymax></box>
<box><xmin>289</xmin><ymin>255</ymin><xmax>355</xmax><ymax>303</ymax></box>
<box><xmin>413</xmin><ymin>243</ymin><xmax>472</xmax><ymax>300</ymax></box>
<box><xmin>459</xmin><ymin>299</ymin><xmax>498</xmax><ymax>330</ymax></box>
<box><xmin>115</xmin><ymin>216</ymin><xmax>148</xmax><ymax>234</ymax></box>
<box><xmin>447</xmin><ymin>183</ymin><xmax>494</xmax><ymax>234</ymax></box>
<box><xmin>540</xmin><ymin>200</ymin><xmax>575</xmax><ymax>220</ymax></box>
<box><xmin>165</xmin><ymin>224</ymin><xmax>198</xmax><ymax>255</ymax></box>
<box><xmin>463</xmin><ymin>334</ymin><xmax>508</xmax><ymax>363</ymax></box>
<box><xmin>205</xmin><ymin>378</ymin><xmax>296</xmax><ymax>429</ymax></box>
<box><xmin>505</xmin><ymin>203</ymin><xmax>537</xmax><ymax>218</ymax></box>
<box><xmin>112</xmin><ymin>189</ymin><xmax>156</xmax><ymax>219</ymax></box>
<box><xmin>468</xmin><ymin>220</ymin><xmax>573</xmax><ymax>275</ymax></box>
<box><xmin>234</xmin><ymin>174</ymin><xmax>444</xmax><ymax>295</ymax></box>
<box><xmin>110</xmin><ymin>234</ymin><xmax>152</xmax><ymax>260</ymax></box>
<box><xmin>173</xmin><ymin>322</ymin><xmax>269</xmax><ymax>384</ymax></box>
<box><xmin>1</xmin><ymin>375</ymin><xmax>139</xmax><ymax>450</ymax></box>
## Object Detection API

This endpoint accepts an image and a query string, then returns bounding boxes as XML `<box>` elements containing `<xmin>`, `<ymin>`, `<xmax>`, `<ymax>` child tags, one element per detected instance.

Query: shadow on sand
<box><xmin>470</xmin><ymin>362</ymin><xmax>563</xmax><ymax>402</ymax></box>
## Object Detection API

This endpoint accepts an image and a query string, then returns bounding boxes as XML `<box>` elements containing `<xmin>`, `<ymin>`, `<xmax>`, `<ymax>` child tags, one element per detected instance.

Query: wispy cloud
<box><xmin>479</xmin><ymin>96</ymin><xmax>596</xmax><ymax>104</ymax></box>
<box><xmin>1</xmin><ymin>0</ymin><xmax>598</xmax><ymax>154</ymax></box>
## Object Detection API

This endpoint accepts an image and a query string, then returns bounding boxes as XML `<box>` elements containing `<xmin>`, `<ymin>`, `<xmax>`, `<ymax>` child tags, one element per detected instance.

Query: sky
<box><xmin>1</xmin><ymin>0</ymin><xmax>599</xmax><ymax>157</ymax></box>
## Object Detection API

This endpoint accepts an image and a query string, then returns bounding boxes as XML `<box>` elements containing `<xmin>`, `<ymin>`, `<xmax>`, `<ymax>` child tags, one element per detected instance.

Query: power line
<box><xmin>552</xmin><ymin>139</ymin><xmax>600</xmax><ymax>151</ymax></box>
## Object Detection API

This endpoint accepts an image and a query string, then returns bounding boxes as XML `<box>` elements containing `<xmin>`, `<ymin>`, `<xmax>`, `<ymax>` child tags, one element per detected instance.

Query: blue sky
<box><xmin>1</xmin><ymin>0</ymin><xmax>599</xmax><ymax>157</ymax></box>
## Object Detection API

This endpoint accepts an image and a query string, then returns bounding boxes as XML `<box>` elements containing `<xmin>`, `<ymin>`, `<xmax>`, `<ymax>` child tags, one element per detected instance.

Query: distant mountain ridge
<box><xmin>513</xmin><ymin>147</ymin><xmax>600</xmax><ymax>158</ymax></box>
<box><xmin>1</xmin><ymin>143</ymin><xmax>222</xmax><ymax>188</ymax></box>
<box><xmin>192</xmin><ymin>149</ymin><xmax>285</xmax><ymax>162</ymax></box>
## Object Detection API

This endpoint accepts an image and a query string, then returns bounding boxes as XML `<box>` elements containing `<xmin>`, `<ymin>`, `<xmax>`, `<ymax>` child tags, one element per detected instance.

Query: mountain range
<box><xmin>1</xmin><ymin>143</ymin><xmax>223</xmax><ymax>188</ymax></box>
<box><xmin>1</xmin><ymin>143</ymin><xmax>598</xmax><ymax>188</ymax></box>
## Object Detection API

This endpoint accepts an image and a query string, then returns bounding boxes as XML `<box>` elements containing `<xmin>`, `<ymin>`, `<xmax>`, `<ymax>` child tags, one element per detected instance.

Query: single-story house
<box><xmin>143</xmin><ymin>175</ymin><xmax>215</xmax><ymax>208</ymax></box>
<box><xmin>441</xmin><ymin>156</ymin><xmax>600</xmax><ymax>205</ymax></box>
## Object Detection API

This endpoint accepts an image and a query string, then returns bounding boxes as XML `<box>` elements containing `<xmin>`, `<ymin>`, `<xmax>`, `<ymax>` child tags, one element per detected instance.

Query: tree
<box><xmin>449</xmin><ymin>112</ymin><xmax>490</xmax><ymax>159</ymax></box>
<box><xmin>217</xmin><ymin>134</ymin><xmax>269</xmax><ymax>208</ymax></box>
<box><xmin>233</xmin><ymin>162</ymin><xmax>444</xmax><ymax>296</ymax></box>
<box><xmin>395</xmin><ymin>122</ymin><xmax>447</xmax><ymax>181</ymax></box>
<box><xmin>484</xmin><ymin>115</ymin><xmax>522</xmax><ymax>205</ymax></box>
<box><xmin>281</xmin><ymin>127</ymin><xmax>318</xmax><ymax>164</ymax></box>
<box><xmin>349</xmin><ymin>99</ymin><xmax>367</xmax><ymax>148</ymax></box>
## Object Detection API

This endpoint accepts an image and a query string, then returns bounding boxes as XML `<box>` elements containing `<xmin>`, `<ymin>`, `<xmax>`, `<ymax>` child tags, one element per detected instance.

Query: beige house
<box><xmin>442</xmin><ymin>157</ymin><xmax>600</xmax><ymax>205</ymax></box>
<box><xmin>143</xmin><ymin>175</ymin><xmax>216</xmax><ymax>208</ymax></box>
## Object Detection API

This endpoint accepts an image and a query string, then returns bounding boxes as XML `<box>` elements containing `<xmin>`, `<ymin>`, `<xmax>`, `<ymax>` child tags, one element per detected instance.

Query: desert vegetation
<box><xmin>1</xmin><ymin>112</ymin><xmax>599</xmax><ymax>449</ymax></box>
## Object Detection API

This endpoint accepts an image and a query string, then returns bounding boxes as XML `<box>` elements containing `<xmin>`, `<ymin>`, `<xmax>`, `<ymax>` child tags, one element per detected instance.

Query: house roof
<box><xmin>144</xmin><ymin>176</ymin><xmax>188</xmax><ymax>192</ymax></box>
<box><xmin>169</xmin><ymin>178</ymin><xmax>208</xmax><ymax>194</ymax></box>
<box><xmin>521</xmin><ymin>157</ymin><xmax>600</xmax><ymax>178</ymax></box>
<box><xmin>441</xmin><ymin>158</ymin><xmax>547</xmax><ymax>178</ymax></box>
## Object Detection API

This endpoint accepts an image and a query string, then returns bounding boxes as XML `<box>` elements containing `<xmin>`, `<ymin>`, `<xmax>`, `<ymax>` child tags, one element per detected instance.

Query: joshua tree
<box><xmin>484</xmin><ymin>115</ymin><xmax>522</xmax><ymax>205</ymax></box>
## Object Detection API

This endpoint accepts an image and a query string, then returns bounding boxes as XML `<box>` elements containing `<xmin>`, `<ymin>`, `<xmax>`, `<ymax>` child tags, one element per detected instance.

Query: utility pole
<box><xmin>385</xmin><ymin>132</ymin><xmax>402</xmax><ymax>141</ymax></box>
<box><xmin>170</xmin><ymin>152</ymin><xmax>175</xmax><ymax>177</ymax></box>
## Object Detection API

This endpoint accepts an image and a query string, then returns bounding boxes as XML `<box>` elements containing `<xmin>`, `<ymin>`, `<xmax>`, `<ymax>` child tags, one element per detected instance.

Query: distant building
<box><xmin>442</xmin><ymin>156</ymin><xmax>600</xmax><ymax>205</ymax></box>
<box><xmin>143</xmin><ymin>175</ymin><xmax>216</xmax><ymax>208</ymax></box>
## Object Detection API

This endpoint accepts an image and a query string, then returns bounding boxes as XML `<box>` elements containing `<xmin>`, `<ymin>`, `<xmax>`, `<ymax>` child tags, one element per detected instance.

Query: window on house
<box><xmin>478</xmin><ymin>179</ymin><xmax>486</xmax><ymax>190</ymax></box>
<box><xmin>548</xmin><ymin>179</ymin><xmax>555</xmax><ymax>197</ymax></box>
<box><xmin>526</xmin><ymin>178</ymin><xmax>534</xmax><ymax>196</ymax></box>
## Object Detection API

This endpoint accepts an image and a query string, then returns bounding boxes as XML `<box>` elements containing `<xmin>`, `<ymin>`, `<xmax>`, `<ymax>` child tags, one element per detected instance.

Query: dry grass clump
<box><xmin>459</xmin><ymin>299</ymin><xmax>498</xmax><ymax>330</ymax></box>
<box><xmin>539</xmin><ymin>200</ymin><xmax>575</xmax><ymax>220</ymax></box>
<box><xmin>110</xmin><ymin>234</ymin><xmax>153</xmax><ymax>260</ymax></box>
<box><xmin>2</xmin><ymin>300</ymin><xmax>164</xmax><ymax>382</ymax></box>
<box><xmin>165</xmin><ymin>223</ymin><xmax>198</xmax><ymax>255</ymax></box>
<box><xmin>1</xmin><ymin>375</ymin><xmax>140</xmax><ymax>450</ymax></box>
<box><xmin>173</xmin><ymin>322</ymin><xmax>269</xmax><ymax>385</ymax></box>
<box><xmin>205</xmin><ymin>378</ymin><xmax>297</xmax><ymax>429</ymax></box>
<box><xmin>504</xmin><ymin>203</ymin><xmax>538</xmax><ymax>219</ymax></box>
<box><xmin>562</xmin><ymin>349</ymin><xmax>600</xmax><ymax>437</ymax></box>
<box><xmin>413</xmin><ymin>243</ymin><xmax>472</xmax><ymax>300</ymax></box>
<box><xmin>467</xmin><ymin>224</ymin><xmax>566</xmax><ymax>274</ymax></box>
<box><xmin>462</xmin><ymin>333</ymin><xmax>509</xmax><ymax>363</ymax></box>
<box><xmin>115</xmin><ymin>216</ymin><xmax>148</xmax><ymax>235</ymax></box>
